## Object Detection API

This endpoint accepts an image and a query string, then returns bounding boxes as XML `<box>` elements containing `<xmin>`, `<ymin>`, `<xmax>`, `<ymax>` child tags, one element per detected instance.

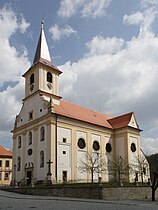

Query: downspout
<box><xmin>55</xmin><ymin>114</ymin><xmax>58</xmax><ymax>181</ymax></box>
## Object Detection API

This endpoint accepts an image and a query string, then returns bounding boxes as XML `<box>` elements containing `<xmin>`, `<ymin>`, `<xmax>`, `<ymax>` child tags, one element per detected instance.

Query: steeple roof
<box><xmin>33</xmin><ymin>20</ymin><xmax>51</xmax><ymax>65</ymax></box>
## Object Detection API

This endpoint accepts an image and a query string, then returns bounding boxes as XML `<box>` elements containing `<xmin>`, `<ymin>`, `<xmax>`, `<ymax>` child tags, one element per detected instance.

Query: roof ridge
<box><xmin>60</xmin><ymin>99</ymin><xmax>112</xmax><ymax>118</ymax></box>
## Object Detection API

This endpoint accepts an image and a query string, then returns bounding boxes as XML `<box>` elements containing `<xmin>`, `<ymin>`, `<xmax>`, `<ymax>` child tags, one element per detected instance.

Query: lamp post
<box><xmin>14</xmin><ymin>164</ymin><xmax>16</xmax><ymax>187</ymax></box>
<box><xmin>47</xmin><ymin>159</ymin><xmax>53</xmax><ymax>185</ymax></box>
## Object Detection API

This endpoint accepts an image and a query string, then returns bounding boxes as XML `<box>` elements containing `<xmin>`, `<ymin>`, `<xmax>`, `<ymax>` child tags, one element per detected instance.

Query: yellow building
<box><xmin>12</xmin><ymin>22</ymin><xmax>150</xmax><ymax>185</ymax></box>
<box><xmin>0</xmin><ymin>145</ymin><xmax>12</xmax><ymax>185</ymax></box>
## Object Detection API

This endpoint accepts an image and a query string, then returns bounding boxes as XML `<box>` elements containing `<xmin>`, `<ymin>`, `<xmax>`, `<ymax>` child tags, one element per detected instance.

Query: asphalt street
<box><xmin>0</xmin><ymin>190</ymin><xmax>158</xmax><ymax>210</ymax></box>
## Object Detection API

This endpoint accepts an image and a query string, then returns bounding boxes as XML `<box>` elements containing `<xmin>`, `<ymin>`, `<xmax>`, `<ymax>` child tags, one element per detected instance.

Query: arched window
<box><xmin>40</xmin><ymin>126</ymin><xmax>45</xmax><ymax>141</ymax></box>
<box><xmin>40</xmin><ymin>151</ymin><xmax>44</xmax><ymax>168</ymax></box>
<box><xmin>30</xmin><ymin>73</ymin><xmax>34</xmax><ymax>85</ymax></box>
<box><xmin>28</xmin><ymin>131</ymin><xmax>32</xmax><ymax>145</ymax></box>
<box><xmin>93</xmin><ymin>141</ymin><xmax>100</xmax><ymax>151</ymax></box>
<box><xmin>18</xmin><ymin>136</ymin><xmax>21</xmax><ymax>148</ymax></box>
<box><xmin>47</xmin><ymin>72</ymin><xmax>52</xmax><ymax>83</ymax></box>
<box><xmin>17</xmin><ymin>156</ymin><xmax>21</xmax><ymax>171</ymax></box>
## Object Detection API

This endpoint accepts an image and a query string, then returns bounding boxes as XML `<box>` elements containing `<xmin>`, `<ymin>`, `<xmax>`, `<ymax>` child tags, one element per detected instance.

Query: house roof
<box><xmin>108</xmin><ymin>112</ymin><xmax>133</xmax><ymax>129</ymax></box>
<box><xmin>0</xmin><ymin>145</ymin><xmax>12</xmax><ymax>157</ymax></box>
<box><xmin>54</xmin><ymin>100</ymin><xmax>137</xmax><ymax>130</ymax></box>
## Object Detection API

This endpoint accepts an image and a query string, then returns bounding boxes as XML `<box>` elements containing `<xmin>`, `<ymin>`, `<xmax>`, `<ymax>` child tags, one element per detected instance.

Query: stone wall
<box><xmin>2</xmin><ymin>186</ymin><xmax>158</xmax><ymax>201</ymax></box>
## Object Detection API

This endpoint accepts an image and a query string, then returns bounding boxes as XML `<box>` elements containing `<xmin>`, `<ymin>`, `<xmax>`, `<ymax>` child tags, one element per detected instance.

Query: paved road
<box><xmin>0</xmin><ymin>190</ymin><xmax>158</xmax><ymax>210</ymax></box>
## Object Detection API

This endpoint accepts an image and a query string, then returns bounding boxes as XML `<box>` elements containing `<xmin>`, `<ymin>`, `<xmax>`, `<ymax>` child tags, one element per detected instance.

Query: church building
<box><xmin>12</xmin><ymin>22</ymin><xmax>150</xmax><ymax>185</ymax></box>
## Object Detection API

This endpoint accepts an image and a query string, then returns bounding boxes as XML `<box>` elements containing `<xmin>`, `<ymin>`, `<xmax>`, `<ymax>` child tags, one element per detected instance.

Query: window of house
<box><xmin>5</xmin><ymin>160</ymin><xmax>9</xmax><ymax>168</ymax></box>
<box><xmin>93</xmin><ymin>141</ymin><xmax>100</xmax><ymax>151</ymax></box>
<box><xmin>47</xmin><ymin>72</ymin><xmax>52</xmax><ymax>83</ymax></box>
<box><xmin>40</xmin><ymin>151</ymin><xmax>44</xmax><ymax>168</ymax></box>
<box><xmin>77</xmin><ymin>138</ymin><xmax>86</xmax><ymax>149</ymax></box>
<box><xmin>40</xmin><ymin>126</ymin><xmax>45</xmax><ymax>141</ymax></box>
<box><xmin>28</xmin><ymin>131</ymin><xmax>32</xmax><ymax>145</ymax></box>
<box><xmin>17</xmin><ymin>156</ymin><xmax>21</xmax><ymax>171</ymax></box>
<box><xmin>0</xmin><ymin>173</ymin><xmax>2</xmax><ymax>180</ymax></box>
<box><xmin>4</xmin><ymin>172</ymin><xmax>9</xmax><ymax>180</ymax></box>
<box><xmin>0</xmin><ymin>160</ymin><xmax>2</xmax><ymax>168</ymax></box>
<box><xmin>30</xmin><ymin>73</ymin><xmax>34</xmax><ymax>84</ymax></box>
<box><xmin>63</xmin><ymin>138</ymin><xmax>66</xmax><ymax>143</ymax></box>
<box><xmin>63</xmin><ymin>151</ymin><xmax>66</xmax><ymax>154</ymax></box>
<box><xmin>106</xmin><ymin>143</ymin><xmax>112</xmax><ymax>153</ymax></box>
<box><xmin>29</xmin><ymin>111</ymin><xmax>33</xmax><ymax>120</ymax></box>
<box><xmin>18</xmin><ymin>136</ymin><xmax>21</xmax><ymax>148</ymax></box>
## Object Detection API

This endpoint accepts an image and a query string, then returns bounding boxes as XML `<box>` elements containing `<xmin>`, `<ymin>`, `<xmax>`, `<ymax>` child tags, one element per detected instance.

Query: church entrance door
<box><xmin>27</xmin><ymin>171</ymin><xmax>32</xmax><ymax>185</ymax></box>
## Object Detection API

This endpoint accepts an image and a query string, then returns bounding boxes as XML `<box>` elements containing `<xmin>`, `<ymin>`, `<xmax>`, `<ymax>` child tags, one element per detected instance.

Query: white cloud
<box><xmin>49</xmin><ymin>24</ymin><xmax>77</xmax><ymax>41</ymax></box>
<box><xmin>86</xmin><ymin>36</ymin><xmax>124</xmax><ymax>56</ymax></box>
<box><xmin>0</xmin><ymin>5</ymin><xmax>30</xmax><ymax>144</ymax></box>
<box><xmin>0</xmin><ymin>5</ymin><xmax>30</xmax><ymax>85</ymax></box>
<box><xmin>57</xmin><ymin>0</ymin><xmax>111</xmax><ymax>18</ymax></box>
<box><xmin>81</xmin><ymin>0</ymin><xmax>111</xmax><ymax>18</ymax></box>
<box><xmin>123</xmin><ymin>8</ymin><xmax>157</xmax><ymax>38</ymax></box>
<box><xmin>18</xmin><ymin>15</ymin><xmax>30</xmax><ymax>33</ymax></box>
<box><xmin>123</xmin><ymin>12</ymin><xmax>144</xmax><ymax>25</ymax></box>
<box><xmin>59</xmin><ymin>4</ymin><xmax>158</xmax><ymax>155</ymax></box>
<box><xmin>141</xmin><ymin>137</ymin><xmax>158</xmax><ymax>155</ymax></box>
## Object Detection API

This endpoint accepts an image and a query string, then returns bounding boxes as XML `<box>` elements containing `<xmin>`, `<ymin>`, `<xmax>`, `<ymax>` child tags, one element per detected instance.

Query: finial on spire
<box><xmin>41</xmin><ymin>19</ymin><xmax>44</xmax><ymax>29</ymax></box>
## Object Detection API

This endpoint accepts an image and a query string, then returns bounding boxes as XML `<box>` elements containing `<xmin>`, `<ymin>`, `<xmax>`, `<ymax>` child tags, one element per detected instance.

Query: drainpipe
<box><xmin>55</xmin><ymin>114</ymin><xmax>58</xmax><ymax>181</ymax></box>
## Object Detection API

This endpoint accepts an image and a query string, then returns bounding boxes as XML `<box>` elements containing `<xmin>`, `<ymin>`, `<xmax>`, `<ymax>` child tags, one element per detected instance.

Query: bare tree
<box><xmin>79</xmin><ymin>152</ymin><xmax>106</xmax><ymax>183</ymax></box>
<box><xmin>107</xmin><ymin>155</ymin><xmax>130</xmax><ymax>185</ymax></box>
<box><xmin>131</xmin><ymin>154</ymin><xmax>150</xmax><ymax>184</ymax></box>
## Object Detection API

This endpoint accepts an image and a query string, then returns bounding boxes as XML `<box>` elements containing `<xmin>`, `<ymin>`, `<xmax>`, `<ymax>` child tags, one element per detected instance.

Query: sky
<box><xmin>0</xmin><ymin>0</ymin><xmax>158</xmax><ymax>155</ymax></box>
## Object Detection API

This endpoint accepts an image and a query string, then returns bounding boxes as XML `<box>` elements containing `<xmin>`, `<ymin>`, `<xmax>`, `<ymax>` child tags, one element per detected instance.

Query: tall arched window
<box><xmin>18</xmin><ymin>136</ymin><xmax>21</xmax><ymax>148</ymax></box>
<box><xmin>30</xmin><ymin>73</ymin><xmax>34</xmax><ymax>84</ymax></box>
<box><xmin>28</xmin><ymin>131</ymin><xmax>32</xmax><ymax>145</ymax></box>
<box><xmin>17</xmin><ymin>156</ymin><xmax>21</xmax><ymax>171</ymax></box>
<box><xmin>40</xmin><ymin>151</ymin><xmax>44</xmax><ymax>168</ymax></box>
<box><xmin>47</xmin><ymin>72</ymin><xmax>52</xmax><ymax>83</ymax></box>
<box><xmin>40</xmin><ymin>126</ymin><xmax>45</xmax><ymax>141</ymax></box>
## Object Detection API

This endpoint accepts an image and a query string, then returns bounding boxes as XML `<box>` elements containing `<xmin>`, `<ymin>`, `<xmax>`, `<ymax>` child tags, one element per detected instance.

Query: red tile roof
<box><xmin>108</xmin><ymin>112</ymin><xmax>133</xmax><ymax>129</ymax></box>
<box><xmin>0</xmin><ymin>146</ymin><xmax>13</xmax><ymax>157</ymax></box>
<box><xmin>54</xmin><ymin>100</ymin><xmax>135</xmax><ymax>130</ymax></box>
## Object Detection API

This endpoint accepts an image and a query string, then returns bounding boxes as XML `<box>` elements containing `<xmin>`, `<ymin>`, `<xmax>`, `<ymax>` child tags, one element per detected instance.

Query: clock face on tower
<box><xmin>47</xmin><ymin>82</ymin><xmax>53</xmax><ymax>90</ymax></box>
<box><xmin>42</xmin><ymin>100</ymin><xmax>49</xmax><ymax>109</ymax></box>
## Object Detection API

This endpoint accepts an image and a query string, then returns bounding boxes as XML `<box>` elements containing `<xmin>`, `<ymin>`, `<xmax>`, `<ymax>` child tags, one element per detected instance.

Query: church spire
<box><xmin>33</xmin><ymin>20</ymin><xmax>51</xmax><ymax>65</ymax></box>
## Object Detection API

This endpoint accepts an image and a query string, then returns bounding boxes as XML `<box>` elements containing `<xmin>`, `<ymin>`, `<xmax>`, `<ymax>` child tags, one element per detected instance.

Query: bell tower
<box><xmin>22</xmin><ymin>20</ymin><xmax>62</xmax><ymax>104</ymax></box>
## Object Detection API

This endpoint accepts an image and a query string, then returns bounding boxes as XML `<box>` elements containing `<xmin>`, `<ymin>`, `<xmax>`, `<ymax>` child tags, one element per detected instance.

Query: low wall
<box><xmin>2</xmin><ymin>186</ymin><xmax>158</xmax><ymax>201</ymax></box>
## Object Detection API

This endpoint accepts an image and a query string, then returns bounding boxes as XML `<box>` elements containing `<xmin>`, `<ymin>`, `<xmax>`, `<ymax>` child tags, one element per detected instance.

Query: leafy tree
<box><xmin>79</xmin><ymin>152</ymin><xmax>105</xmax><ymax>183</ymax></box>
<box><xmin>107</xmin><ymin>155</ymin><xmax>130</xmax><ymax>185</ymax></box>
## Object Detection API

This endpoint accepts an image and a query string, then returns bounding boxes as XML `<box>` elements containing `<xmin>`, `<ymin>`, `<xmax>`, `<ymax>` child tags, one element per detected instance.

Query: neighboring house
<box><xmin>0</xmin><ymin>145</ymin><xmax>12</xmax><ymax>185</ymax></box>
<box><xmin>11</xmin><ymin>21</ymin><xmax>150</xmax><ymax>185</ymax></box>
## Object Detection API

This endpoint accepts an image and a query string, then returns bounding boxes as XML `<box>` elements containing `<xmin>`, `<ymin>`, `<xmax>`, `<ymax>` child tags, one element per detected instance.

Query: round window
<box><xmin>77</xmin><ymin>138</ymin><xmax>86</xmax><ymax>149</ymax></box>
<box><xmin>28</xmin><ymin>149</ymin><xmax>33</xmax><ymax>156</ymax></box>
<box><xmin>106</xmin><ymin>143</ymin><xmax>112</xmax><ymax>153</ymax></box>
<box><xmin>93</xmin><ymin>141</ymin><xmax>100</xmax><ymax>151</ymax></box>
<box><xmin>131</xmin><ymin>143</ymin><xmax>136</xmax><ymax>152</ymax></box>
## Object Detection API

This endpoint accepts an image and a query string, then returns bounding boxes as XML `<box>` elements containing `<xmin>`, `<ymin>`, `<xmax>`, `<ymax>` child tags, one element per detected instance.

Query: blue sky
<box><xmin>0</xmin><ymin>0</ymin><xmax>158</xmax><ymax>154</ymax></box>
